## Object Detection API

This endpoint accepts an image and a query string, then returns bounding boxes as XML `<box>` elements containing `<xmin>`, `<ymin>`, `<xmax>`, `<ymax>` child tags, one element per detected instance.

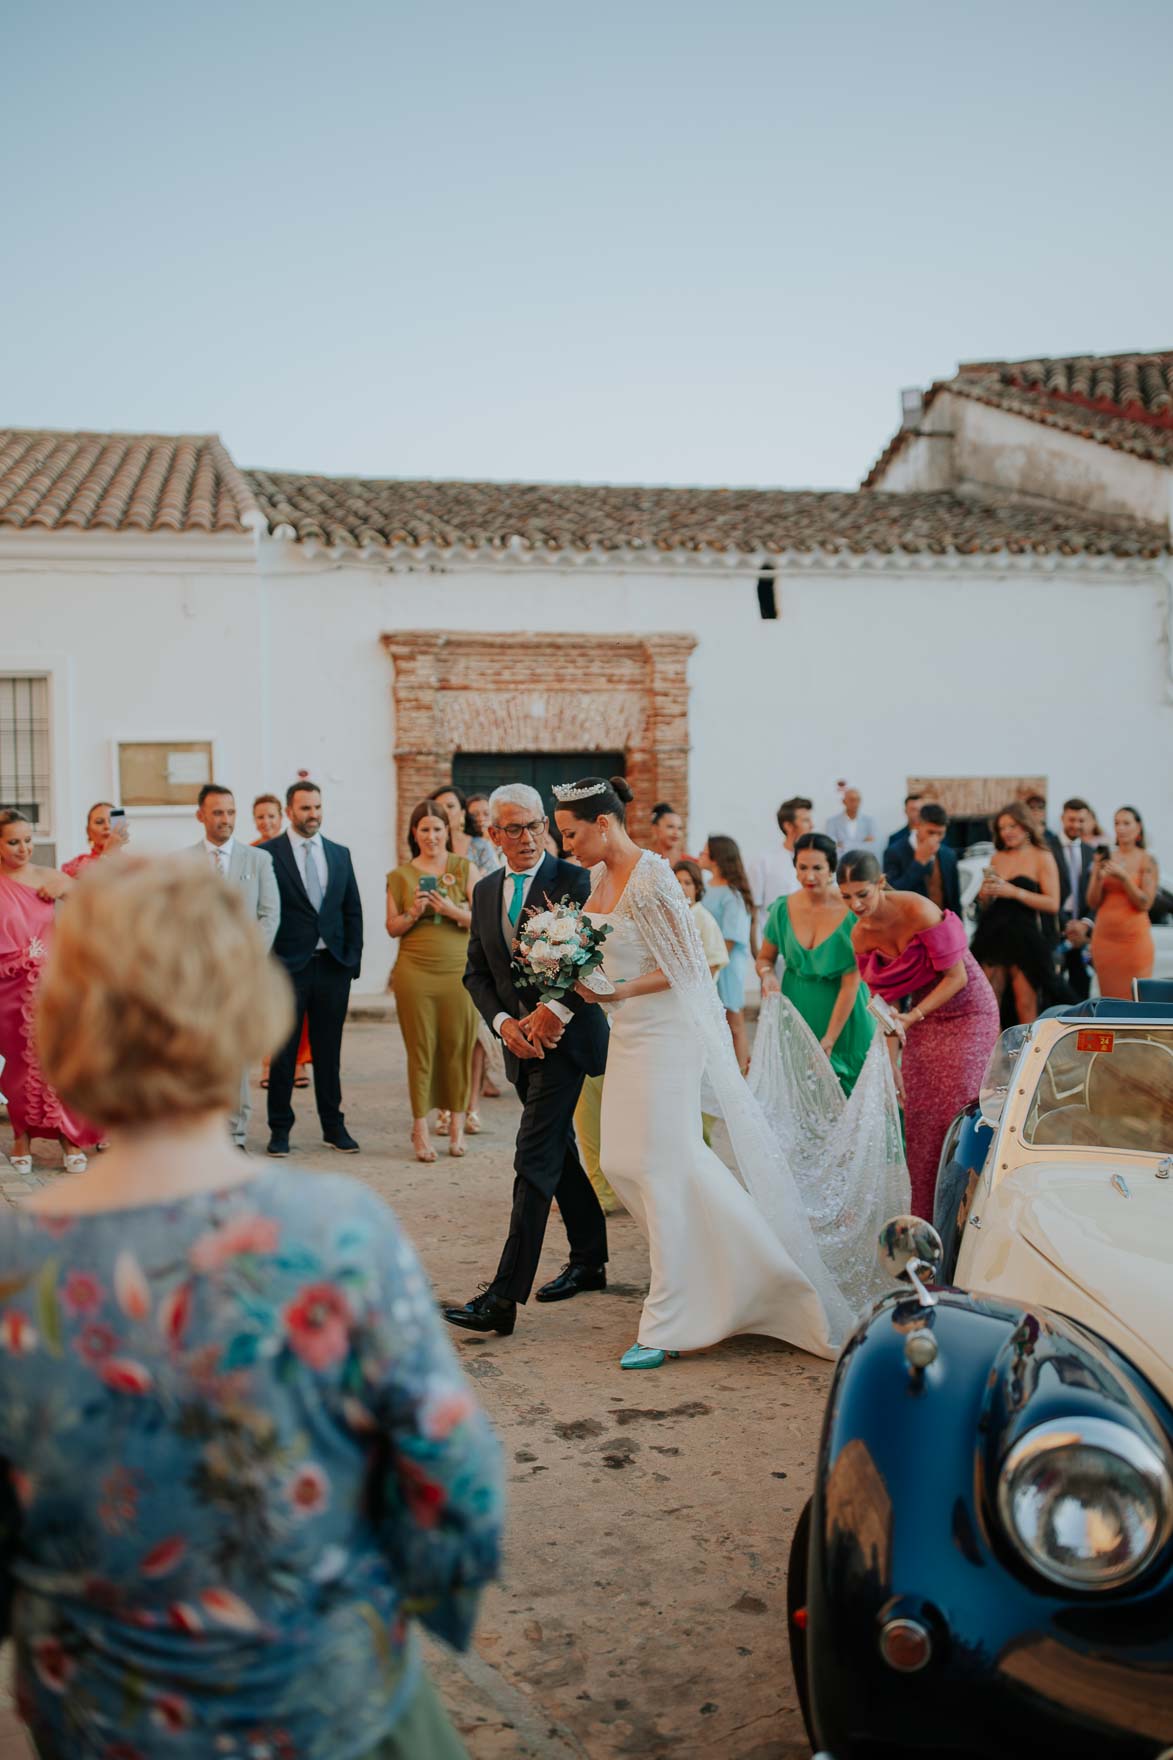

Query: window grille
<box><xmin>0</xmin><ymin>676</ymin><xmax>52</xmax><ymax>833</ymax></box>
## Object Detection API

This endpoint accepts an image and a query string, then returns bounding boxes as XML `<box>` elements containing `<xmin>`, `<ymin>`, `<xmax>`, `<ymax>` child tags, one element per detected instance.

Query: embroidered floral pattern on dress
<box><xmin>0</xmin><ymin>1171</ymin><xmax>503</xmax><ymax>1759</ymax></box>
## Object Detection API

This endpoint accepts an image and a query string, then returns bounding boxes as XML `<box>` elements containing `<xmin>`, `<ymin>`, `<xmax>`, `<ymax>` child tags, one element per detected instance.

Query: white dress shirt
<box><xmin>288</xmin><ymin>826</ymin><xmax>328</xmax><ymax>949</ymax></box>
<box><xmin>748</xmin><ymin>839</ymin><xmax>800</xmax><ymax>911</ymax></box>
<box><xmin>492</xmin><ymin>860</ymin><xmax>573</xmax><ymax>1036</ymax></box>
<box><xmin>204</xmin><ymin>835</ymin><xmax>235</xmax><ymax>875</ymax></box>
<box><xmin>1058</xmin><ymin>834</ymin><xmax>1087</xmax><ymax>918</ymax></box>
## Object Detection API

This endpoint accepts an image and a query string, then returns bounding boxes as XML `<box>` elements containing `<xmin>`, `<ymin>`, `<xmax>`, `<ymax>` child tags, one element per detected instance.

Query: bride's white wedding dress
<box><xmin>588</xmin><ymin>853</ymin><xmax>854</xmax><ymax>1360</ymax></box>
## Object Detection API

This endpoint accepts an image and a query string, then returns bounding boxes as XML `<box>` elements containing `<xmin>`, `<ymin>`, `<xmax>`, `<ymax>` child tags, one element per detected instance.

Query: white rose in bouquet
<box><xmin>528</xmin><ymin>939</ymin><xmax>562</xmax><ymax>969</ymax></box>
<box><xmin>526</xmin><ymin>910</ymin><xmax>556</xmax><ymax>936</ymax></box>
<box><xmin>546</xmin><ymin>917</ymin><xmax>580</xmax><ymax>945</ymax></box>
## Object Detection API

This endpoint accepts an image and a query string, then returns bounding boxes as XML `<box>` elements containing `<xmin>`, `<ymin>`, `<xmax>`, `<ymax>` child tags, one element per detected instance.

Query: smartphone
<box><xmin>418</xmin><ymin>876</ymin><xmax>438</xmax><ymax>893</ymax></box>
<box><xmin>109</xmin><ymin>807</ymin><xmax>129</xmax><ymax>842</ymax></box>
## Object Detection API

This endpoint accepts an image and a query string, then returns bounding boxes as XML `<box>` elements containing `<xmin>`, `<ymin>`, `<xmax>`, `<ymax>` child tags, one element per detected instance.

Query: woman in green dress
<box><xmin>755</xmin><ymin>831</ymin><xmax>873</xmax><ymax>1094</ymax></box>
<box><xmin>387</xmin><ymin>800</ymin><xmax>479</xmax><ymax>1162</ymax></box>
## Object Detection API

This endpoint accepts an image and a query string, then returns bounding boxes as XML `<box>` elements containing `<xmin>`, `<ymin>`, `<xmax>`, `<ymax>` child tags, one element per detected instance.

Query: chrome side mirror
<box><xmin>878</xmin><ymin>1215</ymin><xmax>943</xmax><ymax>1308</ymax></box>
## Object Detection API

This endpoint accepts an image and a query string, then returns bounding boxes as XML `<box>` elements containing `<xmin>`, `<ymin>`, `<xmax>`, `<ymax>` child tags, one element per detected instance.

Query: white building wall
<box><xmin>875</xmin><ymin>391</ymin><xmax>1171</xmax><ymax>527</ymax></box>
<box><xmin>3</xmin><ymin>537</ymin><xmax>1171</xmax><ymax>995</ymax></box>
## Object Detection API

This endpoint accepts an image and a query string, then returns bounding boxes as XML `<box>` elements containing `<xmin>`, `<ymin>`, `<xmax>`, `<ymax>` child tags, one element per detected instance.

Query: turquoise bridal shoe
<box><xmin>620</xmin><ymin>1343</ymin><xmax>679</xmax><ymax>1371</ymax></box>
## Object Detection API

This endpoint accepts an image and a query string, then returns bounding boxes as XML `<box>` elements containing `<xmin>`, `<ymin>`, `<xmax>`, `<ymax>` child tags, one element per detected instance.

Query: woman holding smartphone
<box><xmin>1088</xmin><ymin>805</ymin><xmax>1159</xmax><ymax>998</ymax></box>
<box><xmin>62</xmin><ymin>801</ymin><xmax>130</xmax><ymax>876</ymax></box>
<box><xmin>970</xmin><ymin>800</ymin><xmax>1066</xmax><ymax>1025</ymax></box>
<box><xmin>387</xmin><ymin>800</ymin><xmax>479</xmax><ymax>1162</ymax></box>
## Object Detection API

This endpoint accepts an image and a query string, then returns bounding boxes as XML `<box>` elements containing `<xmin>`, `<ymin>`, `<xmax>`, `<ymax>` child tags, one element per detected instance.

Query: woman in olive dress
<box><xmin>387</xmin><ymin>801</ymin><xmax>479</xmax><ymax>1162</ymax></box>
<box><xmin>755</xmin><ymin>832</ymin><xmax>873</xmax><ymax>1094</ymax></box>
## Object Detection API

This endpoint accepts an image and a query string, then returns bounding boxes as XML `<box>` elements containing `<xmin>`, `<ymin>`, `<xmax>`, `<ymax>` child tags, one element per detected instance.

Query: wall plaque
<box><xmin>118</xmin><ymin>741</ymin><xmax>214</xmax><ymax>807</ymax></box>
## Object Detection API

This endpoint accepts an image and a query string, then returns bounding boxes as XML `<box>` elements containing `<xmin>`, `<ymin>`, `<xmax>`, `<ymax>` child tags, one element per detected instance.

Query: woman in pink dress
<box><xmin>61</xmin><ymin>800</ymin><xmax>128</xmax><ymax>877</ymax></box>
<box><xmin>838</xmin><ymin>849</ymin><xmax>999</xmax><ymax>1220</ymax></box>
<box><xmin>0</xmin><ymin>810</ymin><xmax>100</xmax><ymax>1175</ymax></box>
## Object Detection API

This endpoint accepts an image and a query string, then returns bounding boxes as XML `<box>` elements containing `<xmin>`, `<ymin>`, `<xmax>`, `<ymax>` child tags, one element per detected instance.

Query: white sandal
<box><xmin>8</xmin><ymin>1156</ymin><xmax>32</xmax><ymax>1177</ymax></box>
<box><xmin>63</xmin><ymin>1153</ymin><xmax>88</xmax><ymax>1175</ymax></box>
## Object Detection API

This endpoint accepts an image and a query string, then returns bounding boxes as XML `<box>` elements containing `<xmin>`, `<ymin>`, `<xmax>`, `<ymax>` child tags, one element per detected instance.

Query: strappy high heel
<box><xmin>411</xmin><ymin>1126</ymin><xmax>437</xmax><ymax>1164</ymax></box>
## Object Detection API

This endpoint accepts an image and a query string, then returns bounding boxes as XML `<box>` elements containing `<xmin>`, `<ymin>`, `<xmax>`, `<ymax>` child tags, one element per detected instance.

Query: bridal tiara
<box><xmin>552</xmin><ymin>780</ymin><xmax>608</xmax><ymax>802</ymax></box>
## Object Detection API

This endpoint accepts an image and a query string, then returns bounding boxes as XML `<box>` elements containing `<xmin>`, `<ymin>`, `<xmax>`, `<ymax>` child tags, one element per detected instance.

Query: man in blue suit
<box><xmin>883</xmin><ymin>802</ymin><xmax>961</xmax><ymax>915</ymax></box>
<box><xmin>263</xmin><ymin>780</ymin><xmax>363</xmax><ymax>1157</ymax></box>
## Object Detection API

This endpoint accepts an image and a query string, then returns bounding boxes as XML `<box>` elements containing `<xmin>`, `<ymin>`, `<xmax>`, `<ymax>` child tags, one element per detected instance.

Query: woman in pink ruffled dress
<box><xmin>838</xmin><ymin>849</ymin><xmax>999</xmax><ymax>1220</ymax></box>
<box><xmin>0</xmin><ymin>809</ymin><xmax>100</xmax><ymax>1176</ymax></box>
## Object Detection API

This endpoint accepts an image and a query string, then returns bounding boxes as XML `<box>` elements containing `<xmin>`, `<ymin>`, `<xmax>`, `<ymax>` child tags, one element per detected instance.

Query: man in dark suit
<box><xmin>883</xmin><ymin>792</ymin><xmax>924</xmax><ymax>867</ymax></box>
<box><xmin>883</xmin><ymin>802</ymin><xmax>962</xmax><ymax>914</ymax></box>
<box><xmin>445</xmin><ymin>784</ymin><xmax>609</xmax><ymax>1338</ymax></box>
<box><xmin>1054</xmin><ymin>796</ymin><xmax>1097</xmax><ymax>1000</ymax></box>
<box><xmin>263</xmin><ymin>780</ymin><xmax>363</xmax><ymax>1157</ymax></box>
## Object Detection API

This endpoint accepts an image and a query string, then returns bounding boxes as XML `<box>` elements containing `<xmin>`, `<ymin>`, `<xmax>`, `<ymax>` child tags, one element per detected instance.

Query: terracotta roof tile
<box><xmin>863</xmin><ymin>349</ymin><xmax>1173</xmax><ymax>486</ymax></box>
<box><xmin>0</xmin><ymin>431</ymin><xmax>259</xmax><ymax>534</ymax></box>
<box><xmin>245</xmin><ymin>469</ymin><xmax>1168</xmax><ymax>559</ymax></box>
<box><xmin>1</xmin><ymin>429</ymin><xmax>1164</xmax><ymax>559</ymax></box>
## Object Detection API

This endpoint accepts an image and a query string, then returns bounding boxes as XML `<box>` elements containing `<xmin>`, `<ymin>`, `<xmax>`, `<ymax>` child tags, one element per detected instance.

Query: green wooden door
<box><xmin>452</xmin><ymin>752</ymin><xmax>625</xmax><ymax>847</ymax></box>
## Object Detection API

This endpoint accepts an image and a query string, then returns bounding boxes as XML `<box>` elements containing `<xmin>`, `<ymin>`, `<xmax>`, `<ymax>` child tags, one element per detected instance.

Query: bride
<box><xmin>554</xmin><ymin>776</ymin><xmax>855</xmax><ymax>1370</ymax></box>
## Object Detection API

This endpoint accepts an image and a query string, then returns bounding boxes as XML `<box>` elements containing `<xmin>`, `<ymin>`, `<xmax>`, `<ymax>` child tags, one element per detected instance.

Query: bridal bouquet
<box><xmin>511</xmin><ymin>897</ymin><xmax>613</xmax><ymax>1003</ymax></box>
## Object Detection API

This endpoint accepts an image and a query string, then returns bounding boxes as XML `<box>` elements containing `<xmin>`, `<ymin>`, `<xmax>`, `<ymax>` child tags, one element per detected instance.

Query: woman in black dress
<box><xmin>971</xmin><ymin>801</ymin><xmax>1071</xmax><ymax>1026</ymax></box>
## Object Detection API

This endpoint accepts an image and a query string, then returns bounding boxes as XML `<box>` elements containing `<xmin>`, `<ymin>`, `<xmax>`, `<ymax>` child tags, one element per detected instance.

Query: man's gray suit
<box><xmin>189</xmin><ymin>840</ymin><xmax>281</xmax><ymax>1143</ymax></box>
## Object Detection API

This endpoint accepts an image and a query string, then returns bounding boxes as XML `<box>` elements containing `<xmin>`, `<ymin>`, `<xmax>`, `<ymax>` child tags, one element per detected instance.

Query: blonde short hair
<box><xmin>38</xmin><ymin>857</ymin><xmax>293</xmax><ymax>1126</ymax></box>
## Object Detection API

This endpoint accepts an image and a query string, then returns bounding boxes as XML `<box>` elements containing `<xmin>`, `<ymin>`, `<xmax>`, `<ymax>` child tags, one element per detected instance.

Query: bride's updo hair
<box><xmin>556</xmin><ymin>776</ymin><xmax>633</xmax><ymax>823</ymax></box>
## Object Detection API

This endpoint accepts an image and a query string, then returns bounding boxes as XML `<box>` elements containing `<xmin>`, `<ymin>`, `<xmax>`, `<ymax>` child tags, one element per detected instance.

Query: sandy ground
<box><xmin>0</xmin><ymin>1019</ymin><xmax>830</xmax><ymax>1759</ymax></box>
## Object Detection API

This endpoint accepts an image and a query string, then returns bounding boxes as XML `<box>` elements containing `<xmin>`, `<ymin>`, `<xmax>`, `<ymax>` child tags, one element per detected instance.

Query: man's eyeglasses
<box><xmin>496</xmin><ymin>820</ymin><xmax>545</xmax><ymax>841</ymax></box>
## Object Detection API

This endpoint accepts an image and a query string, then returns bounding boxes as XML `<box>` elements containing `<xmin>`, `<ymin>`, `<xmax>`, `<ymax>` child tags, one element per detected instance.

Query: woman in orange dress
<box><xmin>252</xmin><ymin>794</ymin><xmax>311</xmax><ymax>1089</ymax></box>
<box><xmin>1087</xmin><ymin>805</ymin><xmax>1159</xmax><ymax>999</ymax></box>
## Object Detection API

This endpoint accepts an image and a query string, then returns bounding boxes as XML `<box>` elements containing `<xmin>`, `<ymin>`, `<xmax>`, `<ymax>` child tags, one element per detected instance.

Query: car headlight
<box><xmin>998</xmin><ymin>1416</ymin><xmax>1173</xmax><ymax>1590</ymax></box>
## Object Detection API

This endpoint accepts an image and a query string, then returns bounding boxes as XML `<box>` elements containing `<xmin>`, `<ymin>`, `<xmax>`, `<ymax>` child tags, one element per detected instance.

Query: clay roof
<box><xmin>0</xmin><ymin>428</ymin><xmax>1164</xmax><ymax>558</ymax></box>
<box><xmin>0</xmin><ymin>430</ymin><xmax>260</xmax><ymax>533</ymax></box>
<box><xmin>246</xmin><ymin>469</ymin><xmax>1168</xmax><ymax>558</ymax></box>
<box><xmin>864</xmin><ymin>349</ymin><xmax>1173</xmax><ymax>486</ymax></box>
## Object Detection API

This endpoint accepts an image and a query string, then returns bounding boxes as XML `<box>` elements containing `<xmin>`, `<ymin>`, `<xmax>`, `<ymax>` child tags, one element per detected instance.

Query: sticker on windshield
<box><xmin>1077</xmin><ymin>1030</ymin><xmax>1115</xmax><ymax>1053</ymax></box>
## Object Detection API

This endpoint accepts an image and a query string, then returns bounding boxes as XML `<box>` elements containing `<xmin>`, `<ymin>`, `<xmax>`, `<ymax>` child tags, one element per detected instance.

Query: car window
<box><xmin>1023</xmin><ymin>1028</ymin><xmax>1173</xmax><ymax>1154</ymax></box>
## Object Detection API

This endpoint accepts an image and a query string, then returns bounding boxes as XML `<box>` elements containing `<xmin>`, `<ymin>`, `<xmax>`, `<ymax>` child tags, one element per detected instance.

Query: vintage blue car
<box><xmin>788</xmin><ymin>999</ymin><xmax>1173</xmax><ymax>1759</ymax></box>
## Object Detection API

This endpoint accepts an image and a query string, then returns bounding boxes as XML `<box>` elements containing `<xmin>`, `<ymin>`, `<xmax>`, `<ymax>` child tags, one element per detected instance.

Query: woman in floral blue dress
<box><xmin>0</xmin><ymin>855</ymin><xmax>503</xmax><ymax>1760</ymax></box>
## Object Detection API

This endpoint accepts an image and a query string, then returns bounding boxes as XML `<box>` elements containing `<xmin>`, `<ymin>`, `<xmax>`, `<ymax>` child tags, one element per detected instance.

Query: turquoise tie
<box><xmin>508</xmin><ymin>873</ymin><xmax>526</xmax><ymax>926</ymax></box>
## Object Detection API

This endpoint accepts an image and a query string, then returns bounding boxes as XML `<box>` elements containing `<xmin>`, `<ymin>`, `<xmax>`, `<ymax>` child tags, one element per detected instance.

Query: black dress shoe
<box><xmin>443</xmin><ymin>1291</ymin><xmax>517</xmax><ymax>1336</ymax></box>
<box><xmin>267</xmin><ymin>1132</ymin><xmax>291</xmax><ymax>1157</ymax></box>
<box><xmin>323</xmin><ymin>1129</ymin><xmax>360</xmax><ymax>1154</ymax></box>
<box><xmin>535</xmin><ymin>1263</ymin><xmax>606</xmax><ymax>1303</ymax></box>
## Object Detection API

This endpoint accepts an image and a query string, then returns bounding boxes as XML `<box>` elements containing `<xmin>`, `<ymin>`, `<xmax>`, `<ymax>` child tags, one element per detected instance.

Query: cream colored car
<box><xmin>956</xmin><ymin>1010</ymin><xmax>1173</xmax><ymax>1401</ymax></box>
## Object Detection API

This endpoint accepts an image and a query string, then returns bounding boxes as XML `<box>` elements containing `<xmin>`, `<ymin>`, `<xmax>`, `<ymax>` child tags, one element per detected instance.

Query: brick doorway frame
<box><xmin>382</xmin><ymin>630</ymin><xmax>696</xmax><ymax>858</ymax></box>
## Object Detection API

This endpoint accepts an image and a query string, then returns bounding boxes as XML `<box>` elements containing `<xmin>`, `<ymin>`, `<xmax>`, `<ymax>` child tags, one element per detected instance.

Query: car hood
<box><xmin>1009</xmin><ymin>1164</ymin><xmax>1173</xmax><ymax>1378</ymax></box>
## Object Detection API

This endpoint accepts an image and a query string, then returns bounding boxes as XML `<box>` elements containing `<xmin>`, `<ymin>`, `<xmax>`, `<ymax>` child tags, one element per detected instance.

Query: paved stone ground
<box><xmin>0</xmin><ymin>1021</ymin><xmax>829</xmax><ymax>1758</ymax></box>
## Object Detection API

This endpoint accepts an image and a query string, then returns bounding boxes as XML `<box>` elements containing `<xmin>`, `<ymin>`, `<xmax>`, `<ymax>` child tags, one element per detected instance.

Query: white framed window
<box><xmin>0</xmin><ymin>674</ymin><xmax>53</xmax><ymax>837</ymax></box>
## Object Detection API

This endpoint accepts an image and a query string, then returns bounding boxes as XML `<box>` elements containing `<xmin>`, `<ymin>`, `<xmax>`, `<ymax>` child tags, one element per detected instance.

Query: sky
<box><xmin>6</xmin><ymin>0</ymin><xmax>1172</xmax><ymax>489</ymax></box>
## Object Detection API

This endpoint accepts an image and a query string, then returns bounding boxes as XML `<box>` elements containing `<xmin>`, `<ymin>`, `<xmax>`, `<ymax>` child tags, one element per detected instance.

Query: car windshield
<box><xmin>1022</xmin><ymin>1027</ymin><xmax>1173</xmax><ymax>1155</ymax></box>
